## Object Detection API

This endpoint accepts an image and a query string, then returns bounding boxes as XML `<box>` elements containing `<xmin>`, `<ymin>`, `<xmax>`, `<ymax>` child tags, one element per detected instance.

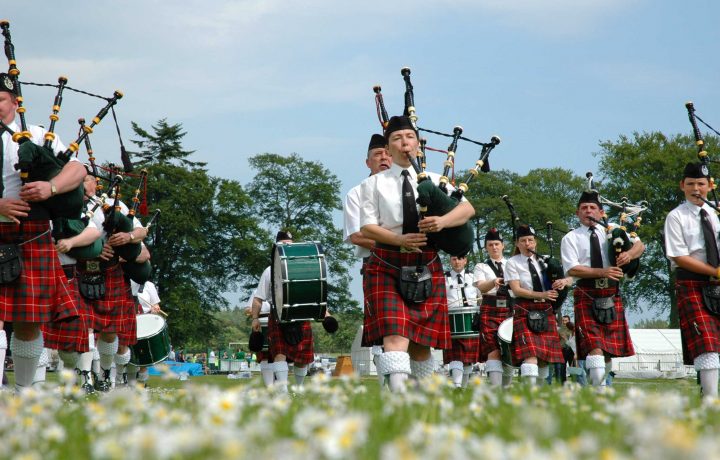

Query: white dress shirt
<box><xmin>473</xmin><ymin>257</ymin><xmax>507</xmax><ymax>296</ymax></box>
<box><xmin>343</xmin><ymin>183</ymin><xmax>370</xmax><ymax>258</ymax></box>
<box><xmin>664</xmin><ymin>200</ymin><xmax>720</xmax><ymax>270</ymax></box>
<box><xmin>359</xmin><ymin>162</ymin><xmax>462</xmax><ymax>234</ymax></box>
<box><xmin>560</xmin><ymin>224</ymin><xmax>611</xmax><ymax>274</ymax></box>
<box><xmin>504</xmin><ymin>253</ymin><xmax>546</xmax><ymax>297</ymax></box>
<box><xmin>132</xmin><ymin>281</ymin><xmax>161</xmax><ymax>313</ymax></box>
<box><xmin>445</xmin><ymin>269</ymin><xmax>478</xmax><ymax>308</ymax></box>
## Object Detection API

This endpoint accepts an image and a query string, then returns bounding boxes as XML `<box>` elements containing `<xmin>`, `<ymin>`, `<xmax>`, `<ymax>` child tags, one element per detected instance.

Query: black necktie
<box><xmin>0</xmin><ymin>133</ymin><xmax>4</xmax><ymax>197</ymax></box>
<box><xmin>700</xmin><ymin>208</ymin><xmax>720</xmax><ymax>267</ymax></box>
<box><xmin>457</xmin><ymin>273</ymin><xmax>469</xmax><ymax>306</ymax></box>
<box><xmin>401</xmin><ymin>170</ymin><xmax>419</xmax><ymax>234</ymax></box>
<box><xmin>589</xmin><ymin>226</ymin><xmax>603</xmax><ymax>268</ymax></box>
<box><xmin>495</xmin><ymin>261</ymin><xmax>504</xmax><ymax>277</ymax></box>
<box><xmin>528</xmin><ymin>257</ymin><xmax>544</xmax><ymax>292</ymax></box>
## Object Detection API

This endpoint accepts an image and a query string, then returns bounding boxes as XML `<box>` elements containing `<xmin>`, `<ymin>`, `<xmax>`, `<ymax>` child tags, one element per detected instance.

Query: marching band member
<box><xmin>561</xmin><ymin>191</ymin><xmax>641</xmax><ymax>387</ymax></box>
<box><xmin>505</xmin><ymin>224</ymin><xmax>569</xmax><ymax>385</ymax></box>
<box><xmin>0</xmin><ymin>73</ymin><xmax>85</xmax><ymax>391</ymax></box>
<box><xmin>42</xmin><ymin>174</ymin><xmax>104</xmax><ymax>392</ymax></box>
<box><xmin>443</xmin><ymin>254</ymin><xmax>479</xmax><ymax>388</ymax></box>
<box><xmin>360</xmin><ymin>115</ymin><xmax>475</xmax><ymax>393</ymax></box>
<box><xmin>127</xmin><ymin>277</ymin><xmax>160</xmax><ymax>387</ymax></box>
<box><xmin>251</xmin><ymin>231</ymin><xmax>315</xmax><ymax>392</ymax></box>
<box><xmin>343</xmin><ymin>133</ymin><xmax>391</xmax><ymax>389</ymax></box>
<box><xmin>473</xmin><ymin>228</ymin><xmax>514</xmax><ymax>387</ymax></box>
<box><xmin>246</xmin><ymin>289</ymin><xmax>274</xmax><ymax>387</ymax></box>
<box><xmin>664</xmin><ymin>162</ymin><xmax>720</xmax><ymax>401</ymax></box>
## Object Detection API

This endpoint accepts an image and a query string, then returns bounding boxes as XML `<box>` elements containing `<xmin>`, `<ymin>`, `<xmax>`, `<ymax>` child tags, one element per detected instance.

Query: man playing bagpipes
<box><xmin>41</xmin><ymin>173</ymin><xmax>105</xmax><ymax>393</ymax></box>
<box><xmin>343</xmin><ymin>133</ymin><xmax>392</xmax><ymax>390</ymax></box>
<box><xmin>473</xmin><ymin>228</ymin><xmax>514</xmax><ymax>388</ymax></box>
<box><xmin>664</xmin><ymin>162</ymin><xmax>720</xmax><ymax>401</ymax></box>
<box><xmin>443</xmin><ymin>254</ymin><xmax>479</xmax><ymax>388</ymax></box>
<box><xmin>359</xmin><ymin>115</ymin><xmax>475</xmax><ymax>393</ymax></box>
<box><xmin>0</xmin><ymin>73</ymin><xmax>86</xmax><ymax>391</ymax></box>
<box><xmin>560</xmin><ymin>190</ymin><xmax>643</xmax><ymax>387</ymax></box>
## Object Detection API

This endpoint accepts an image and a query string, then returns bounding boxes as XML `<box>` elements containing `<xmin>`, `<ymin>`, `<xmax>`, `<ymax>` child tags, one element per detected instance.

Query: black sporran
<box><xmin>280</xmin><ymin>322</ymin><xmax>304</xmax><ymax>345</ymax></box>
<box><xmin>527</xmin><ymin>310</ymin><xmax>548</xmax><ymax>333</ymax></box>
<box><xmin>0</xmin><ymin>244</ymin><xmax>22</xmax><ymax>284</ymax></box>
<box><xmin>702</xmin><ymin>285</ymin><xmax>720</xmax><ymax>316</ymax></box>
<box><xmin>592</xmin><ymin>297</ymin><xmax>616</xmax><ymax>324</ymax></box>
<box><xmin>398</xmin><ymin>265</ymin><xmax>433</xmax><ymax>304</ymax></box>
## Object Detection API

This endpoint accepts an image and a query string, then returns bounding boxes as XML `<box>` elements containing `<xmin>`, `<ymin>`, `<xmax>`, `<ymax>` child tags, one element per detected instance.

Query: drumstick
<box><xmin>157</xmin><ymin>309</ymin><xmax>168</xmax><ymax>317</ymax></box>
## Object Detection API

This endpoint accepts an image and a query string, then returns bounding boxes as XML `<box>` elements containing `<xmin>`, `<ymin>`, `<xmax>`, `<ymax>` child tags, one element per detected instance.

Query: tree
<box><xmin>247</xmin><ymin>153</ymin><xmax>358</xmax><ymax>314</ymax></box>
<box><xmin>596</xmin><ymin>131</ymin><xmax>719</xmax><ymax>326</ymax></box>
<box><xmin>633</xmin><ymin>317</ymin><xmax>670</xmax><ymax>329</ymax></box>
<box><xmin>128</xmin><ymin>120</ymin><xmax>269</xmax><ymax>346</ymax></box>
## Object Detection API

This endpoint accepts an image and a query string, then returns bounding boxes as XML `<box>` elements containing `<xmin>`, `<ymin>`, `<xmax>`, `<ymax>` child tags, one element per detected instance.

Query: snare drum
<box><xmin>449</xmin><ymin>306</ymin><xmax>480</xmax><ymax>338</ymax></box>
<box><xmin>272</xmin><ymin>242</ymin><xmax>328</xmax><ymax>322</ymax></box>
<box><xmin>497</xmin><ymin>317</ymin><xmax>514</xmax><ymax>367</ymax></box>
<box><xmin>130</xmin><ymin>314</ymin><xmax>171</xmax><ymax>366</ymax></box>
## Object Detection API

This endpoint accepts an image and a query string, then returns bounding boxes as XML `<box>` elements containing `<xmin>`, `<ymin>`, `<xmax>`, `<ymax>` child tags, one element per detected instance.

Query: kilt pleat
<box><xmin>267</xmin><ymin>314</ymin><xmax>314</xmax><ymax>365</ymax></box>
<box><xmin>0</xmin><ymin>221</ymin><xmax>79</xmax><ymax>324</ymax></box>
<box><xmin>42</xmin><ymin>269</ymin><xmax>91</xmax><ymax>352</ymax></box>
<box><xmin>362</xmin><ymin>246</ymin><xmax>451</xmax><ymax>349</ymax></box>
<box><xmin>511</xmin><ymin>300</ymin><xmax>563</xmax><ymax>365</ymax></box>
<box><xmin>78</xmin><ymin>262</ymin><xmax>135</xmax><ymax>334</ymax></box>
<box><xmin>676</xmin><ymin>280</ymin><xmax>720</xmax><ymax>365</ymax></box>
<box><xmin>443</xmin><ymin>337</ymin><xmax>480</xmax><ymax>364</ymax></box>
<box><xmin>478</xmin><ymin>296</ymin><xmax>513</xmax><ymax>362</ymax></box>
<box><xmin>573</xmin><ymin>287</ymin><xmax>634</xmax><ymax>359</ymax></box>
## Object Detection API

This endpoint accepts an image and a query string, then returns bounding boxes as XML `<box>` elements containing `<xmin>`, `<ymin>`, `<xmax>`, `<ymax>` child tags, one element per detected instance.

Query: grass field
<box><xmin>0</xmin><ymin>371</ymin><xmax>717</xmax><ymax>460</ymax></box>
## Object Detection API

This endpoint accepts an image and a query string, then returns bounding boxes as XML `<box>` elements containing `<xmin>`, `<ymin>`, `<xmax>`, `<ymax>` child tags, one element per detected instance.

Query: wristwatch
<box><xmin>129</xmin><ymin>232</ymin><xmax>135</xmax><ymax>242</ymax></box>
<box><xmin>49</xmin><ymin>181</ymin><xmax>57</xmax><ymax>196</ymax></box>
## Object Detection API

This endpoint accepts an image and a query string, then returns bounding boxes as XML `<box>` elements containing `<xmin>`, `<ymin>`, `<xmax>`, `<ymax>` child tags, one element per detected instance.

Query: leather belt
<box><xmin>482</xmin><ymin>296</ymin><xmax>514</xmax><ymax>308</ymax></box>
<box><xmin>576</xmin><ymin>278</ymin><xmax>618</xmax><ymax>289</ymax></box>
<box><xmin>675</xmin><ymin>268</ymin><xmax>711</xmax><ymax>282</ymax></box>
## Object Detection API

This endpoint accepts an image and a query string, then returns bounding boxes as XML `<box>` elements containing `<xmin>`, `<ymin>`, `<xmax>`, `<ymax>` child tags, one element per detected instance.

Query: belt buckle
<box><xmin>86</xmin><ymin>260</ymin><xmax>101</xmax><ymax>273</ymax></box>
<box><xmin>595</xmin><ymin>278</ymin><xmax>609</xmax><ymax>289</ymax></box>
<box><xmin>496</xmin><ymin>299</ymin><xmax>507</xmax><ymax>308</ymax></box>
<box><xmin>533</xmin><ymin>299</ymin><xmax>544</xmax><ymax>303</ymax></box>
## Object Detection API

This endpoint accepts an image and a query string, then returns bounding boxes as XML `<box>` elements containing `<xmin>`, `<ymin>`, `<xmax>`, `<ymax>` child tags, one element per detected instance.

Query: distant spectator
<box><xmin>168</xmin><ymin>346</ymin><xmax>176</xmax><ymax>362</ymax></box>
<box><xmin>222</xmin><ymin>351</ymin><xmax>229</xmax><ymax>359</ymax></box>
<box><xmin>209</xmin><ymin>350</ymin><xmax>216</xmax><ymax>371</ymax></box>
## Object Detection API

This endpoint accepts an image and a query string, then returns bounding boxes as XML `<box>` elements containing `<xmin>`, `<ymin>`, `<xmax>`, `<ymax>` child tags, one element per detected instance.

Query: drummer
<box><xmin>443</xmin><ymin>254</ymin><xmax>479</xmax><ymax>388</ymax></box>
<box><xmin>251</xmin><ymin>231</ymin><xmax>326</xmax><ymax>392</ymax></box>
<box><xmin>504</xmin><ymin>224</ymin><xmax>570</xmax><ymax>385</ymax></box>
<box><xmin>127</xmin><ymin>278</ymin><xmax>161</xmax><ymax>387</ymax></box>
<box><xmin>246</xmin><ymin>288</ymin><xmax>275</xmax><ymax>387</ymax></box>
<box><xmin>473</xmin><ymin>228</ymin><xmax>514</xmax><ymax>388</ymax></box>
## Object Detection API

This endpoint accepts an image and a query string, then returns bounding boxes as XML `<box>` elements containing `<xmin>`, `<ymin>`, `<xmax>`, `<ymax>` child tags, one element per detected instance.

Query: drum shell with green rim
<box><xmin>272</xmin><ymin>242</ymin><xmax>328</xmax><ymax>322</ymax></box>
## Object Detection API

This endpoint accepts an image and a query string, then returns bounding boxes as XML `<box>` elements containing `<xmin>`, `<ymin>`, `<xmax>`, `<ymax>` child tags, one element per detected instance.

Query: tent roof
<box><xmin>627</xmin><ymin>329</ymin><xmax>682</xmax><ymax>354</ymax></box>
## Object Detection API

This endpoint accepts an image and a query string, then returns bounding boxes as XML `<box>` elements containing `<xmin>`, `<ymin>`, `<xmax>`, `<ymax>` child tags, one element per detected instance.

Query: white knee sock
<box><xmin>260</xmin><ymin>361</ymin><xmax>275</xmax><ymax>387</ymax></box>
<box><xmin>410</xmin><ymin>357</ymin><xmax>435</xmax><ymax>380</ymax></box>
<box><xmin>77</xmin><ymin>351</ymin><xmax>93</xmax><ymax>373</ymax></box>
<box><xmin>538</xmin><ymin>365</ymin><xmax>549</xmax><ymax>385</ymax></box>
<box><xmin>137</xmin><ymin>368</ymin><xmax>149</xmax><ymax>383</ymax></box>
<box><xmin>486</xmin><ymin>360</ymin><xmax>504</xmax><ymax>387</ymax></box>
<box><xmin>97</xmin><ymin>337</ymin><xmax>119</xmax><ymax>371</ymax></box>
<box><xmin>520</xmin><ymin>363</ymin><xmax>538</xmax><ymax>386</ymax></box>
<box><xmin>33</xmin><ymin>348</ymin><xmax>50</xmax><ymax>386</ymax></box>
<box><xmin>502</xmin><ymin>364</ymin><xmax>514</xmax><ymax>388</ymax></box>
<box><xmin>462</xmin><ymin>365</ymin><xmax>472</xmax><ymax>388</ymax></box>
<box><xmin>0</xmin><ymin>330</ymin><xmax>7</xmax><ymax>387</ymax></box>
<box><xmin>58</xmin><ymin>350</ymin><xmax>80</xmax><ymax>370</ymax></box>
<box><xmin>378</xmin><ymin>351</ymin><xmax>411</xmax><ymax>393</ymax></box>
<box><xmin>372</xmin><ymin>349</ymin><xmax>387</xmax><ymax>390</ymax></box>
<box><xmin>448</xmin><ymin>361</ymin><xmax>464</xmax><ymax>387</ymax></box>
<box><xmin>695</xmin><ymin>353</ymin><xmax>720</xmax><ymax>400</ymax></box>
<box><xmin>585</xmin><ymin>355</ymin><xmax>606</xmax><ymax>387</ymax></box>
<box><xmin>10</xmin><ymin>333</ymin><xmax>44</xmax><ymax>390</ymax></box>
<box><xmin>294</xmin><ymin>364</ymin><xmax>308</xmax><ymax>386</ymax></box>
<box><xmin>603</xmin><ymin>360</ymin><xmax>613</xmax><ymax>386</ymax></box>
<box><xmin>273</xmin><ymin>361</ymin><xmax>289</xmax><ymax>393</ymax></box>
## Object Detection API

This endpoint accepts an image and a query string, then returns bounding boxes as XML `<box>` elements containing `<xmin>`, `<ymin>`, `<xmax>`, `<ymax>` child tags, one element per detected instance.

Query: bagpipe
<box><xmin>373</xmin><ymin>67</ymin><xmax>501</xmax><ymax>257</ymax></box>
<box><xmin>0</xmin><ymin>20</ymin><xmax>123</xmax><ymax>219</ymax></box>
<box><xmin>502</xmin><ymin>195</ymin><xmax>568</xmax><ymax>311</ymax></box>
<box><xmin>584</xmin><ymin>172</ymin><xmax>645</xmax><ymax>279</ymax></box>
<box><xmin>685</xmin><ymin>101</ymin><xmax>720</xmax><ymax>212</ymax></box>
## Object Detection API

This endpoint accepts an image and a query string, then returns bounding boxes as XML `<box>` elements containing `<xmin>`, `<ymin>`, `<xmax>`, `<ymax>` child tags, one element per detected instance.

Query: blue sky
<box><xmin>4</xmin><ymin>1</ymin><xmax>720</xmax><ymax>323</ymax></box>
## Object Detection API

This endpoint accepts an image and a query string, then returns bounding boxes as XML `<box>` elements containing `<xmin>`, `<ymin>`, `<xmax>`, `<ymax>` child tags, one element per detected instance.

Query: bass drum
<box><xmin>130</xmin><ymin>314</ymin><xmax>171</xmax><ymax>366</ymax></box>
<box><xmin>497</xmin><ymin>317</ymin><xmax>514</xmax><ymax>368</ymax></box>
<box><xmin>271</xmin><ymin>242</ymin><xmax>328</xmax><ymax>323</ymax></box>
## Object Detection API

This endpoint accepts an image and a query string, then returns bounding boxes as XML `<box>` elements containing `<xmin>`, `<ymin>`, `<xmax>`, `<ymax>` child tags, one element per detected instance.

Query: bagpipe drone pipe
<box><xmin>585</xmin><ymin>172</ymin><xmax>645</xmax><ymax>280</ymax></box>
<box><xmin>373</xmin><ymin>68</ymin><xmax>500</xmax><ymax>257</ymax></box>
<box><xmin>502</xmin><ymin>195</ymin><xmax>568</xmax><ymax>311</ymax></box>
<box><xmin>685</xmin><ymin>101</ymin><xmax>720</xmax><ymax>212</ymax></box>
<box><xmin>0</xmin><ymin>20</ymin><xmax>123</xmax><ymax>219</ymax></box>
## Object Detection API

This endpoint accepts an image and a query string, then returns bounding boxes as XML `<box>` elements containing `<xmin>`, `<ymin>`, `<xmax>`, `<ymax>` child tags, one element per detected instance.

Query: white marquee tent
<box><xmin>612</xmin><ymin>329</ymin><xmax>690</xmax><ymax>379</ymax></box>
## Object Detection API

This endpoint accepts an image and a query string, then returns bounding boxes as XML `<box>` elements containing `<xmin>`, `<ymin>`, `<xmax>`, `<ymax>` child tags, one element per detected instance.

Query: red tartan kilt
<box><xmin>118</xmin><ymin>302</ymin><xmax>142</xmax><ymax>347</ymax></box>
<box><xmin>443</xmin><ymin>337</ymin><xmax>480</xmax><ymax>364</ymax></box>
<box><xmin>362</xmin><ymin>246</ymin><xmax>450</xmax><ymax>349</ymax></box>
<box><xmin>574</xmin><ymin>287</ymin><xmax>634</xmax><ymax>359</ymax></box>
<box><xmin>478</xmin><ymin>296</ymin><xmax>513</xmax><ymax>362</ymax></box>
<box><xmin>511</xmin><ymin>300</ymin><xmax>563</xmax><ymax>365</ymax></box>
<box><xmin>42</xmin><ymin>271</ymin><xmax>92</xmax><ymax>352</ymax></box>
<box><xmin>80</xmin><ymin>263</ymin><xmax>135</xmax><ymax>333</ymax></box>
<box><xmin>676</xmin><ymin>280</ymin><xmax>720</xmax><ymax>364</ymax></box>
<box><xmin>267</xmin><ymin>314</ymin><xmax>314</xmax><ymax>365</ymax></box>
<box><xmin>0</xmin><ymin>221</ymin><xmax>79</xmax><ymax>324</ymax></box>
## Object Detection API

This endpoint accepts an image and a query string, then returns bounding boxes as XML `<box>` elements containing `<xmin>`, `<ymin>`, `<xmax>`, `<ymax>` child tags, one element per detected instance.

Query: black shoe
<box><xmin>79</xmin><ymin>370</ymin><xmax>96</xmax><ymax>395</ymax></box>
<box><xmin>96</xmin><ymin>369</ymin><xmax>112</xmax><ymax>392</ymax></box>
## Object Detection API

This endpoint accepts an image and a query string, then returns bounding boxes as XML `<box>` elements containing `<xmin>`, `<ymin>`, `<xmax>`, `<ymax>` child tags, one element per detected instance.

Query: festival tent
<box><xmin>612</xmin><ymin>329</ymin><xmax>689</xmax><ymax>379</ymax></box>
